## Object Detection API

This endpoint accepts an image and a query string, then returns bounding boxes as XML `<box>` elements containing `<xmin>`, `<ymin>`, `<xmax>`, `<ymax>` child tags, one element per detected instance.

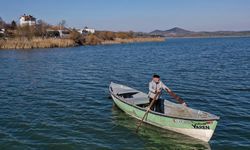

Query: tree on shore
<box><xmin>16</xmin><ymin>25</ymin><xmax>36</xmax><ymax>40</ymax></box>
<box><xmin>58</xmin><ymin>20</ymin><xmax>66</xmax><ymax>29</ymax></box>
<box><xmin>11</xmin><ymin>20</ymin><xmax>17</xmax><ymax>30</ymax></box>
<box><xmin>35</xmin><ymin>19</ymin><xmax>49</xmax><ymax>37</ymax></box>
<box><xmin>0</xmin><ymin>17</ymin><xmax>5</xmax><ymax>29</ymax></box>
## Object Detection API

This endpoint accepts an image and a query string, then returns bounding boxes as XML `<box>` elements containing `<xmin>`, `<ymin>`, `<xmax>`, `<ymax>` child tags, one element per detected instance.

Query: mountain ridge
<box><xmin>149</xmin><ymin>27</ymin><xmax>250</xmax><ymax>37</ymax></box>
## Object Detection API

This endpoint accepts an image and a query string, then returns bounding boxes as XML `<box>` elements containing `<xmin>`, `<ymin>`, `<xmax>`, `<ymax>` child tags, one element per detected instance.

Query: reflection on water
<box><xmin>112</xmin><ymin>104</ymin><xmax>211</xmax><ymax>150</ymax></box>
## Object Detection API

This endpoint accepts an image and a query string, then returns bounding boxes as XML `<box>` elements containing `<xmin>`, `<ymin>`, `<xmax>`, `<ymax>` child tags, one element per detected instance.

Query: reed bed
<box><xmin>101</xmin><ymin>37</ymin><xmax>165</xmax><ymax>45</ymax></box>
<box><xmin>0</xmin><ymin>38</ymin><xmax>76</xmax><ymax>49</ymax></box>
<box><xmin>0</xmin><ymin>37</ymin><xmax>165</xmax><ymax>49</ymax></box>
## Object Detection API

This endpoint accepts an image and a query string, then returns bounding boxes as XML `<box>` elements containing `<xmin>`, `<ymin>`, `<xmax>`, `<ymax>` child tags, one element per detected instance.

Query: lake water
<box><xmin>0</xmin><ymin>37</ymin><xmax>249</xmax><ymax>150</ymax></box>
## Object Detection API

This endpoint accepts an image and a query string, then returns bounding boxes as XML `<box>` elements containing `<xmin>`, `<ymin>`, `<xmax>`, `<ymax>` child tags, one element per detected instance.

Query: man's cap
<box><xmin>153</xmin><ymin>74</ymin><xmax>160</xmax><ymax>78</ymax></box>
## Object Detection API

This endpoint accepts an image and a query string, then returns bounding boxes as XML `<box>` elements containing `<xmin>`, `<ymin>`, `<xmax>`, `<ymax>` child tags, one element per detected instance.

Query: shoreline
<box><xmin>101</xmin><ymin>37</ymin><xmax>165</xmax><ymax>45</ymax></box>
<box><xmin>1</xmin><ymin>35</ymin><xmax>249</xmax><ymax>50</ymax></box>
<box><xmin>0</xmin><ymin>37</ymin><xmax>165</xmax><ymax>50</ymax></box>
<box><xmin>165</xmin><ymin>35</ymin><xmax>250</xmax><ymax>39</ymax></box>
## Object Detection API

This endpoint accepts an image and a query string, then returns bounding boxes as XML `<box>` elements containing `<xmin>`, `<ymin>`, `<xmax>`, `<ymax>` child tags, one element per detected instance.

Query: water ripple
<box><xmin>0</xmin><ymin>37</ymin><xmax>250</xmax><ymax>149</ymax></box>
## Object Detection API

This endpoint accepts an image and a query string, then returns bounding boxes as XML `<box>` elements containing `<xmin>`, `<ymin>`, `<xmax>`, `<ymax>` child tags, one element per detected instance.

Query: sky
<box><xmin>0</xmin><ymin>0</ymin><xmax>250</xmax><ymax>32</ymax></box>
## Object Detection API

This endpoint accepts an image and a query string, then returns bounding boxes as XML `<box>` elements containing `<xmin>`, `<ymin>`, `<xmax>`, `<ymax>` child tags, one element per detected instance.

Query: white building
<box><xmin>78</xmin><ymin>27</ymin><xmax>95</xmax><ymax>34</ymax></box>
<box><xmin>0</xmin><ymin>29</ymin><xmax>5</xmax><ymax>34</ymax></box>
<box><xmin>58</xmin><ymin>30</ymin><xmax>70</xmax><ymax>38</ymax></box>
<box><xmin>20</xmin><ymin>14</ymin><xmax>36</xmax><ymax>26</ymax></box>
<box><xmin>46</xmin><ymin>29</ymin><xmax>70</xmax><ymax>38</ymax></box>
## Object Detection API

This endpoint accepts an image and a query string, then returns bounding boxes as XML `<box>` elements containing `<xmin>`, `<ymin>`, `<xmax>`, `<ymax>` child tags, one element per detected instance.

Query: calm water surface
<box><xmin>0</xmin><ymin>37</ymin><xmax>250</xmax><ymax>149</ymax></box>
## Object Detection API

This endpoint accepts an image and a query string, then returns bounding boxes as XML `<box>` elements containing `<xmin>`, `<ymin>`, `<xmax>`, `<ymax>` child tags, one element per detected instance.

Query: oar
<box><xmin>164</xmin><ymin>87</ymin><xmax>187</xmax><ymax>106</ymax></box>
<box><xmin>136</xmin><ymin>92</ymin><xmax>160</xmax><ymax>133</ymax></box>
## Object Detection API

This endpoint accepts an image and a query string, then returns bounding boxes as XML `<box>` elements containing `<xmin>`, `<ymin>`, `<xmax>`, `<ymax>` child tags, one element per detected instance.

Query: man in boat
<box><xmin>148</xmin><ymin>74</ymin><xmax>187</xmax><ymax>113</ymax></box>
<box><xmin>148</xmin><ymin>74</ymin><xmax>168</xmax><ymax>113</ymax></box>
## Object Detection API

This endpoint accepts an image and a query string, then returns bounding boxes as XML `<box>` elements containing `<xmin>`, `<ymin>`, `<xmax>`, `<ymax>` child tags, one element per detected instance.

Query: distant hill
<box><xmin>166</xmin><ymin>27</ymin><xmax>194</xmax><ymax>34</ymax></box>
<box><xmin>149</xmin><ymin>27</ymin><xmax>250</xmax><ymax>37</ymax></box>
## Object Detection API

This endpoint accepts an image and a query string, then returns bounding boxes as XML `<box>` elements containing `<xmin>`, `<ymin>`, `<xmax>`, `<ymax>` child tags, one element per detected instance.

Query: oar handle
<box><xmin>136</xmin><ymin>92</ymin><xmax>160</xmax><ymax>133</ymax></box>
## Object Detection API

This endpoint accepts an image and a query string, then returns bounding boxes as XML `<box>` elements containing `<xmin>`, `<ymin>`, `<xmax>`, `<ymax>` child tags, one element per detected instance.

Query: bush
<box><xmin>69</xmin><ymin>30</ymin><xmax>85</xmax><ymax>45</ymax></box>
<box><xmin>83</xmin><ymin>34</ymin><xmax>102</xmax><ymax>45</ymax></box>
<box><xmin>0</xmin><ymin>33</ymin><xmax>4</xmax><ymax>38</ymax></box>
<box><xmin>95</xmin><ymin>31</ymin><xmax>115</xmax><ymax>40</ymax></box>
<box><xmin>115</xmin><ymin>32</ymin><xmax>133</xmax><ymax>39</ymax></box>
<box><xmin>35</xmin><ymin>20</ymin><xmax>49</xmax><ymax>37</ymax></box>
<box><xmin>16</xmin><ymin>25</ymin><xmax>36</xmax><ymax>40</ymax></box>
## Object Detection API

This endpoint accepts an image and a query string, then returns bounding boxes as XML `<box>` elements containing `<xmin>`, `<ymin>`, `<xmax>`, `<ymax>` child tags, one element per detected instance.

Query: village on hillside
<box><xmin>0</xmin><ymin>14</ymin><xmax>95</xmax><ymax>38</ymax></box>
<box><xmin>0</xmin><ymin>14</ymin><xmax>164</xmax><ymax>49</ymax></box>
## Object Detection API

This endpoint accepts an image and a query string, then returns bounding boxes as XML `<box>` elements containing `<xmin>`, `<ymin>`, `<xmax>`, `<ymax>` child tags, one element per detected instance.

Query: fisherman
<box><xmin>148</xmin><ymin>74</ymin><xmax>169</xmax><ymax>113</ymax></box>
<box><xmin>148</xmin><ymin>74</ymin><xmax>187</xmax><ymax>113</ymax></box>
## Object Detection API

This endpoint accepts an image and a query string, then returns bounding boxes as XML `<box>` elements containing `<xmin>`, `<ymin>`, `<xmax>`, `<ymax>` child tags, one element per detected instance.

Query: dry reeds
<box><xmin>101</xmin><ymin>37</ymin><xmax>165</xmax><ymax>45</ymax></box>
<box><xmin>0</xmin><ymin>36</ymin><xmax>165</xmax><ymax>49</ymax></box>
<box><xmin>0</xmin><ymin>38</ymin><xmax>76</xmax><ymax>49</ymax></box>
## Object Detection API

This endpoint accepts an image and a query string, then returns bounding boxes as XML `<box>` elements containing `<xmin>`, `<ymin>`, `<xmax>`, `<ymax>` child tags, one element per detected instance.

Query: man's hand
<box><xmin>165</xmin><ymin>87</ymin><xmax>171</xmax><ymax>92</ymax></box>
<box><xmin>155</xmin><ymin>89</ymin><xmax>161</xmax><ymax>93</ymax></box>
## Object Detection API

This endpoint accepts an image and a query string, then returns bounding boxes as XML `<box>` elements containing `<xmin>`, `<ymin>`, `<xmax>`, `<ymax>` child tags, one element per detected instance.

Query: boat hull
<box><xmin>111</xmin><ymin>94</ymin><xmax>218</xmax><ymax>142</ymax></box>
